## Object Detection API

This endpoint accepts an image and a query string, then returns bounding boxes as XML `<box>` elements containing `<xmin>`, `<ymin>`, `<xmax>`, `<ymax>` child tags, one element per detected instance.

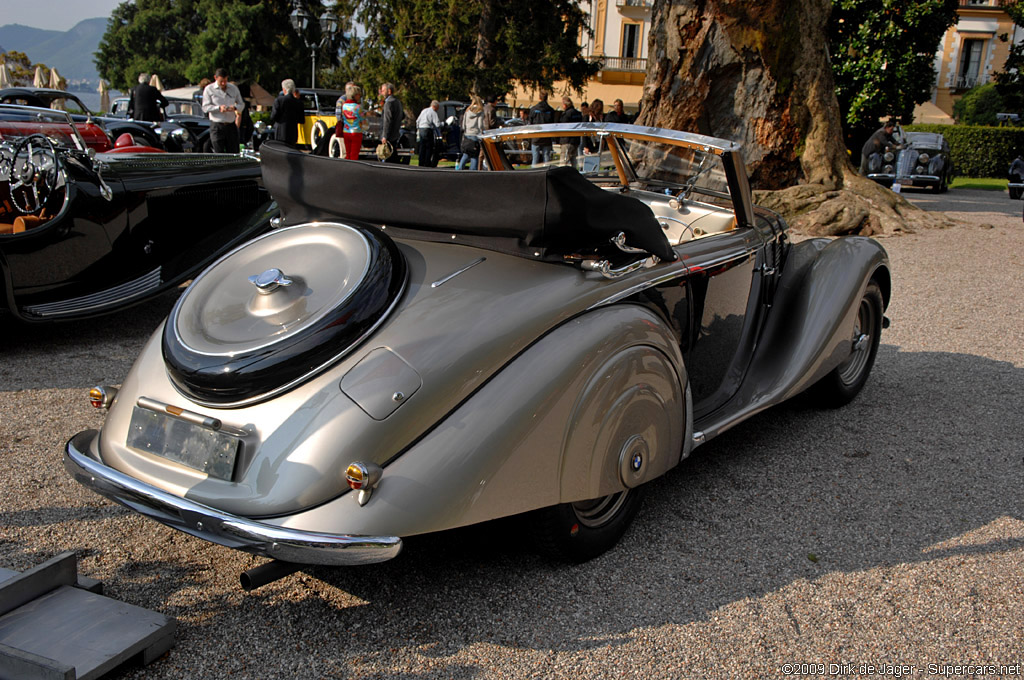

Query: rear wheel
<box><xmin>328</xmin><ymin>133</ymin><xmax>345</xmax><ymax>158</ymax></box>
<box><xmin>312</xmin><ymin>120</ymin><xmax>329</xmax><ymax>148</ymax></box>
<box><xmin>531</xmin><ymin>488</ymin><xmax>644</xmax><ymax>563</ymax></box>
<box><xmin>1011</xmin><ymin>187</ymin><xmax>1022</xmax><ymax>200</ymax></box>
<box><xmin>809</xmin><ymin>281</ymin><xmax>883</xmax><ymax>407</ymax></box>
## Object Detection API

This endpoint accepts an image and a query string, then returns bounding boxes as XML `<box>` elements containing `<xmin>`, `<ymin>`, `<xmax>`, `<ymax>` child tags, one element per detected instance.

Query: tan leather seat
<box><xmin>0</xmin><ymin>208</ymin><xmax>48</xmax><ymax>235</ymax></box>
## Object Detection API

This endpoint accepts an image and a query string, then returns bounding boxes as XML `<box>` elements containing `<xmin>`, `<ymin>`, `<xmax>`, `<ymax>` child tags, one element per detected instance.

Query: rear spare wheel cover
<box><xmin>162</xmin><ymin>221</ymin><xmax>406</xmax><ymax>406</ymax></box>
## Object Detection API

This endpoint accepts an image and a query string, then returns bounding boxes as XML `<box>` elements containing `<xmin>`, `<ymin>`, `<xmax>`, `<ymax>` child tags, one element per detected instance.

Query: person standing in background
<box><xmin>270</xmin><ymin>79</ymin><xmax>304</xmax><ymax>147</ymax></box>
<box><xmin>415</xmin><ymin>100</ymin><xmax>441</xmax><ymax>167</ymax></box>
<box><xmin>337</xmin><ymin>83</ymin><xmax>368</xmax><ymax>160</ymax></box>
<box><xmin>378</xmin><ymin>82</ymin><xmax>404</xmax><ymax>163</ymax></box>
<box><xmin>128</xmin><ymin>73</ymin><xmax>168</xmax><ymax>122</ymax></box>
<box><xmin>202</xmin><ymin>68</ymin><xmax>245</xmax><ymax>153</ymax></box>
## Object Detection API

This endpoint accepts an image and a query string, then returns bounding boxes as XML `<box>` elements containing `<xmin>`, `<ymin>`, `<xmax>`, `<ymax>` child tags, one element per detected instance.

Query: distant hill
<box><xmin>0</xmin><ymin>18</ymin><xmax>108</xmax><ymax>89</ymax></box>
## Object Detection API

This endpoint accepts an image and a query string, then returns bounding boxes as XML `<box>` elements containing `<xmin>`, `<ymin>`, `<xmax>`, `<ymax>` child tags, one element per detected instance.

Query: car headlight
<box><xmin>918</xmin><ymin>153</ymin><xmax>930</xmax><ymax>164</ymax></box>
<box><xmin>916</xmin><ymin>166</ymin><xmax>925</xmax><ymax>174</ymax></box>
<box><xmin>883</xmin><ymin>151</ymin><xmax>894</xmax><ymax>162</ymax></box>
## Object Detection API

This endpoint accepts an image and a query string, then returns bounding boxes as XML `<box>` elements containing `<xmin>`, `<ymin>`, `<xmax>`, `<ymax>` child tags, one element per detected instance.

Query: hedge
<box><xmin>904</xmin><ymin>124</ymin><xmax>1024</xmax><ymax>178</ymax></box>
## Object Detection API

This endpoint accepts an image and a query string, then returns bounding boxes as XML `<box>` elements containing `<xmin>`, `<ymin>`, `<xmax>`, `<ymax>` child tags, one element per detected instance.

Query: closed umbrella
<box><xmin>48</xmin><ymin>68</ymin><xmax>65</xmax><ymax>108</ymax></box>
<box><xmin>149</xmin><ymin>73</ymin><xmax>164</xmax><ymax>91</ymax></box>
<box><xmin>98</xmin><ymin>80</ymin><xmax>110</xmax><ymax>113</ymax></box>
<box><xmin>34</xmin><ymin>65</ymin><xmax>46</xmax><ymax>88</ymax></box>
<box><xmin>0</xmin><ymin>63</ymin><xmax>12</xmax><ymax>89</ymax></box>
<box><xmin>48</xmin><ymin>67</ymin><xmax>64</xmax><ymax>90</ymax></box>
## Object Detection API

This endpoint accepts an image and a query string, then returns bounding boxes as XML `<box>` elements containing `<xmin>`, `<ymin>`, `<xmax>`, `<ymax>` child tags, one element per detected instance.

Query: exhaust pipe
<box><xmin>240</xmin><ymin>560</ymin><xmax>302</xmax><ymax>591</ymax></box>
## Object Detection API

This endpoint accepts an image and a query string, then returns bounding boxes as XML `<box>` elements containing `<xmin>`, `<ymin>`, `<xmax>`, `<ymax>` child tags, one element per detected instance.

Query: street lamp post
<box><xmin>289</xmin><ymin>2</ymin><xmax>339</xmax><ymax>89</ymax></box>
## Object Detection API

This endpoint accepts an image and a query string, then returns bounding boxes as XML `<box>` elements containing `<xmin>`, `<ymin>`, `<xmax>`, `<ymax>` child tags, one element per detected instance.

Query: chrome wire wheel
<box><xmin>572</xmin><ymin>491</ymin><xmax>631</xmax><ymax>529</ymax></box>
<box><xmin>836</xmin><ymin>294</ymin><xmax>879</xmax><ymax>387</ymax></box>
<box><xmin>809</xmin><ymin>280</ymin><xmax>884</xmax><ymax>408</ymax></box>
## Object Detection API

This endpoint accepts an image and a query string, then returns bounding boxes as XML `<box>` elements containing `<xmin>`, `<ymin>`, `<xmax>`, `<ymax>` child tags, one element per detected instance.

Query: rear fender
<box><xmin>277</xmin><ymin>305</ymin><xmax>690</xmax><ymax>537</ymax></box>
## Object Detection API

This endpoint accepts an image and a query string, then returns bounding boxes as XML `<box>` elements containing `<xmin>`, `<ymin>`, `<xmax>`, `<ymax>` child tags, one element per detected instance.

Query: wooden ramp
<box><xmin>0</xmin><ymin>552</ymin><xmax>175</xmax><ymax>680</ymax></box>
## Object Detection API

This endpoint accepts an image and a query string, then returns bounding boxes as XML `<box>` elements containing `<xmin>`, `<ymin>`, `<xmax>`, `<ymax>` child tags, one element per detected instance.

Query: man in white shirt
<box><xmin>415</xmin><ymin>100</ymin><xmax>441</xmax><ymax>167</ymax></box>
<box><xmin>202</xmin><ymin>67</ymin><xmax>245</xmax><ymax>153</ymax></box>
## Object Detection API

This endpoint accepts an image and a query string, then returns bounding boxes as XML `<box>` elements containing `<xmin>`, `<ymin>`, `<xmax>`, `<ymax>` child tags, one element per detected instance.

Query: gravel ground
<box><xmin>1</xmin><ymin>188</ymin><xmax>1022</xmax><ymax>679</ymax></box>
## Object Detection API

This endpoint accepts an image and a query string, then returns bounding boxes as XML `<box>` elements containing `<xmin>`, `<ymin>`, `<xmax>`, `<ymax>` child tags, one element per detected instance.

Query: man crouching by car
<box><xmin>860</xmin><ymin>119</ymin><xmax>899</xmax><ymax>175</ymax></box>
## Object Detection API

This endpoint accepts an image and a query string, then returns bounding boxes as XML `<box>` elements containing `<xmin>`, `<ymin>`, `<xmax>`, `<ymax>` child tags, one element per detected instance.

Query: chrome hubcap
<box><xmin>837</xmin><ymin>296</ymin><xmax>876</xmax><ymax>385</ymax></box>
<box><xmin>572</xmin><ymin>490</ymin><xmax>630</xmax><ymax>529</ymax></box>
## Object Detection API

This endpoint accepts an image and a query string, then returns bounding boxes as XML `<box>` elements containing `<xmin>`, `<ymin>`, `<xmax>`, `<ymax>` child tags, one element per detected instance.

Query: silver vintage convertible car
<box><xmin>65</xmin><ymin>124</ymin><xmax>891</xmax><ymax>589</ymax></box>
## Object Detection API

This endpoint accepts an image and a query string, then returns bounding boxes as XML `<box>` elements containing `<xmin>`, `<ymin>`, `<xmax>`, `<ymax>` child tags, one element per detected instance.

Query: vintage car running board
<box><xmin>20</xmin><ymin>266</ymin><xmax>162</xmax><ymax>319</ymax></box>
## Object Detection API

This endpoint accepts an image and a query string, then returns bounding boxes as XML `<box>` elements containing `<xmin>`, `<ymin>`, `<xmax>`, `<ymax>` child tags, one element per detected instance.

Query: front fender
<box><xmin>700</xmin><ymin>236</ymin><xmax>890</xmax><ymax>439</ymax></box>
<box><xmin>270</xmin><ymin>305</ymin><xmax>690</xmax><ymax>538</ymax></box>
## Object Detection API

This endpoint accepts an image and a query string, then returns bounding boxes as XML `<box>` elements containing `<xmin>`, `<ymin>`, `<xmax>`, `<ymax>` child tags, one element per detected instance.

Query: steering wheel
<box><xmin>9</xmin><ymin>134</ymin><xmax>63</xmax><ymax>215</ymax></box>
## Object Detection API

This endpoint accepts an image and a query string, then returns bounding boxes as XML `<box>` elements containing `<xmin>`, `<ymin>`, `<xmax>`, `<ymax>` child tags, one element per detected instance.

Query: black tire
<box><xmin>1010</xmin><ymin>187</ymin><xmax>1022</xmax><ymax>200</ymax></box>
<box><xmin>530</xmin><ymin>488</ymin><xmax>643</xmax><ymax>563</ymax></box>
<box><xmin>809</xmin><ymin>281</ymin><xmax>883</xmax><ymax>408</ymax></box>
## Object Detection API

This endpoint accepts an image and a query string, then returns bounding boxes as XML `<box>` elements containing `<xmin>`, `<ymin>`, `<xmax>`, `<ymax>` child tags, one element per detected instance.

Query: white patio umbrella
<box><xmin>98</xmin><ymin>80</ymin><xmax>110</xmax><ymax>112</ymax></box>
<box><xmin>34</xmin><ymin>65</ymin><xmax>46</xmax><ymax>88</ymax></box>
<box><xmin>0</xmin><ymin>63</ymin><xmax>12</xmax><ymax>89</ymax></box>
<box><xmin>48</xmin><ymin>68</ymin><xmax>65</xmax><ymax>108</ymax></box>
<box><xmin>149</xmin><ymin>73</ymin><xmax>164</xmax><ymax>91</ymax></box>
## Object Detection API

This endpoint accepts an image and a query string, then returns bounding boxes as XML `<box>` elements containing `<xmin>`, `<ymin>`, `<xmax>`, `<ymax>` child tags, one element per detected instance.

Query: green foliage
<box><xmin>952</xmin><ymin>83</ymin><xmax>1006</xmax><ymax>125</ymax></box>
<box><xmin>829</xmin><ymin>0</ymin><xmax>959</xmax><ymax>136</ymax></box>
<box><xmin>993</xmin><ymin>1</ymin><xmax>1024</xmax><ymax>112</ymax></box>
<box><xmin>0</xmin><ymin>50</ymin><xmax>51</xmax><ymax>86</ymax></box>
<box><xmin>905</xmin><ymin>123</ymin><xmax>1024</xmax><ymax>177</ymax></box>
<box><xmin>327</xmin><ymin>0</ymin><xmax>598</xmax><ymax>114</ymax></box>
<box><xmin>95</xmin><ymin>0</ymin><xmax>328</xmax><ymax>92</ymax></box>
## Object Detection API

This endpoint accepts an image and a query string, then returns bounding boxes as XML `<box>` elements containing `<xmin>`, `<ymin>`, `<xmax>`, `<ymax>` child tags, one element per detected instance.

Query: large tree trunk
<box><xmin>637</xmin><ymin>0</ymin><xmax>952</xmax><ymax>236</ymax></box>
<box><xmin>472</xmin><ymin>0</ymin><xmax>499</xmax><ymax>94</ymax></box>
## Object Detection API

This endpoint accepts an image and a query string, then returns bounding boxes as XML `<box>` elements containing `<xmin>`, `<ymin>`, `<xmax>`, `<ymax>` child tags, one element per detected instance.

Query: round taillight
<box><xmin>88</xmin><ymin>386</ymin><xmax>118</xmax><ymax>409</ymax></box>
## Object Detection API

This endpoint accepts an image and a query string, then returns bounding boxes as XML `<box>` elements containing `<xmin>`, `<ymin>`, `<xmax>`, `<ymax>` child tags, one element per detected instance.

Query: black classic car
<box><xmin>109</xmin><ymin>96</ymin><xmax>213</xmax><ymax>152</ymax></box>
<box><xmin>1007</xmin><ymin>155</ymin><xmax>1024</xmax><ymax>200</ymax></box>
<box><xmin>0</xmin><ymin>87</ymin><xmax>197</xmax><ymax>153</ymax></box>
<box><xmin>66</xmin><ymin>123</ymin><xmax>891</xmax><ymax>590</ymax></box>
<box><xmin>864</xmin><ymin>129</ymin><xmax>954</xmax><ymax>192</ymax></box>
<box><xmin>0</xmin><ymin>104</ymin><xmax>275</xmax><ymax>322</ymax></box>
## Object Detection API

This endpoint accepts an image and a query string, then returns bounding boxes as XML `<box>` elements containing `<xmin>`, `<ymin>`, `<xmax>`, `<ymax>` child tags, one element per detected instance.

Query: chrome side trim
<box><xmin>21</xmin><ymin>267</ymin><xmax>162</xmax><ymax>318</ymax></box>
<box><xmin>431</xmin><ymin>257</ymin><xmax>486</xmax><ymax>288</ymax></box>
<box><xmin>64</xmin><ymin>430</ymin><xmax>402</xmax><ymax>566</ymax></box>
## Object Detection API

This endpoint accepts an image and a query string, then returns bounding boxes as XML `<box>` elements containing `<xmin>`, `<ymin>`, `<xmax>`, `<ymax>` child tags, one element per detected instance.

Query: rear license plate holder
<box><xmin>126</xmin><ymin>406</ymin><xmax>240</xmax><ymax>480</ymax></box>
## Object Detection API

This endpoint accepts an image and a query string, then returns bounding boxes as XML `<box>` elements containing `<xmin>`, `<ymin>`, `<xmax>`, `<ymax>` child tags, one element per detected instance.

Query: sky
<box><xmin>0</xmin><ymin>0</ymin><xmax>124</xmax><ymax>31</ymax></box>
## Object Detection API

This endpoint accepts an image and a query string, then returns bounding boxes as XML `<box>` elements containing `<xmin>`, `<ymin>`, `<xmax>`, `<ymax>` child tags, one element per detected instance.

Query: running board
<box><xmin>20</xmin><ymin>267</ymin><xmax>162</xmax><ymax>319</ymax></box>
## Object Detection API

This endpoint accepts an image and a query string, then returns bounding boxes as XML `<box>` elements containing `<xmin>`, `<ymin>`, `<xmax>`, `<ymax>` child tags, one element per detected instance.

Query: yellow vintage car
<box><xmin>295</xmin><ymin>88</ymin><xmax>343</xmax><ymax>149</ymax></box>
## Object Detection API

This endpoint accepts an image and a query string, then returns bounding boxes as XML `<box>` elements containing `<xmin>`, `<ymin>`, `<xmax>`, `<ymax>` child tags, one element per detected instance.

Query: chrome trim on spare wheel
<box><xmin>64</xmin><ymin>430</ymin><xmax>402</xmax><ymax>566</ymax></box>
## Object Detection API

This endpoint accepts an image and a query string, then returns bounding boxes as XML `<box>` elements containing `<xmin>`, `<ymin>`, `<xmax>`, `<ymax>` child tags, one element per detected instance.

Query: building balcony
<box><xmin>591</xmin><ymin>56</ymin><xmax>648</xmax><ymax>72</ymax></box>
<box><xmin>957</xmin><ymin>0</ymin><xmax>1004</xmax><ymax>9</ymax></box>
<box><xmin>615</xmin><ymin>0</ymin><xmax>653</xmax><ymax>7</ymax></box>
<box><xmin>953</xmin><ymin>73</ymin><xmax>990</xmax><ymax>90</ymax></box>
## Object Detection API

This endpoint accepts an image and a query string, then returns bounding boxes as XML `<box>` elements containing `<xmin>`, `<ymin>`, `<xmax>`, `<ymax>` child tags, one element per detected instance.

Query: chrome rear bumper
<box><xmin>64</xmin><ymin>430</ymin><xmax>402</xmax><ymax>566</ymax></box>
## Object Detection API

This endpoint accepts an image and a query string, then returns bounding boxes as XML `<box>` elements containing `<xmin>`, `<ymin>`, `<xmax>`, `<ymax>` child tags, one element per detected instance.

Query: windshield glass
<box><xmin>622</xmin><ymin>138</ymin><xmax>730</xmax><ymax>199</ymax></box>
<box><xmin>494</xmin><ymin>128</ymin><xmax>731</xmax><ymax>200</ymax></box>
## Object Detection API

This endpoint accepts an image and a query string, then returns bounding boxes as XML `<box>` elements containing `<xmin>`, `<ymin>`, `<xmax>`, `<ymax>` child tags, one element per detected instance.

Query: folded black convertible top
<box><xmin>260</xmin><ymin>141</ymin><xmax>675</xmax><ymax>262</ymax></box>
